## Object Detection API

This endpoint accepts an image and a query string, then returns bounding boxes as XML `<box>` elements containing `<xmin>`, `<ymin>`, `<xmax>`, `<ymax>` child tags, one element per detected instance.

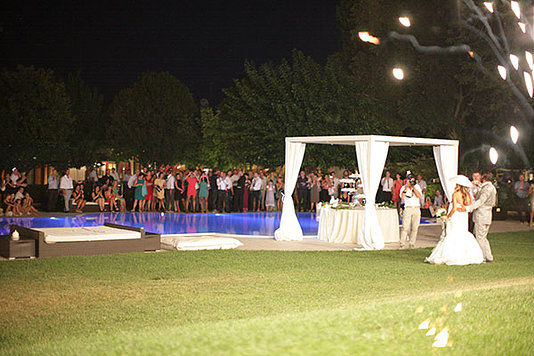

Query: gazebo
<box><xmin>274</xmin><ymin>135</ymin><xmax>459</xmax><ymax>249</ymax></box>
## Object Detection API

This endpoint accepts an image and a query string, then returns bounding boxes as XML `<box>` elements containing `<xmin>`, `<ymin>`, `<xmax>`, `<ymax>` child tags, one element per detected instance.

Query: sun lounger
<box><xmin>9</xmin><ymin>223</ymin><xmax>160</xmax><ymax>258</ymax></box>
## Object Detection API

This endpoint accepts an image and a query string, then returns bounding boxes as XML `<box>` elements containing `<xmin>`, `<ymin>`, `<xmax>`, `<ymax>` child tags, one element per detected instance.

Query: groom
<box><xmin>468</xmin><ymin>172</ymin><xmax>496</xmax><ymax>263</ymax></box>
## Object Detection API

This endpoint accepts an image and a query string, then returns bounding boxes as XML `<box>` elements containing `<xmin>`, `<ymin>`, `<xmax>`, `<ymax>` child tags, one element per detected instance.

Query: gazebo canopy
<box><xmin>275</xmin><ymin>135</ymin><xmax>459</xmax><ymax>250</ymax></box>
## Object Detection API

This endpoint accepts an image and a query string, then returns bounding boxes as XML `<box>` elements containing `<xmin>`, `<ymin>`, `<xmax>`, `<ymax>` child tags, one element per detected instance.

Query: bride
<box><xmin>425</xmin><ymin>175</ymin><xmax>484</xmax><ymax>265</ymax></box>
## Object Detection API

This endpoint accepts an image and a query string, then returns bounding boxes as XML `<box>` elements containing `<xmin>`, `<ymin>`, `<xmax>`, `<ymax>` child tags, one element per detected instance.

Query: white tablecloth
<box><xmin>317</xmin><ymin>206</ymin><xmax>400</xmax><ymax>244</ymax></box>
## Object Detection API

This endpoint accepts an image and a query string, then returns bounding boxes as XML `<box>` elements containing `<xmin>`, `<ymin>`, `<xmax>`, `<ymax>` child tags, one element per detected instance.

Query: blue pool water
<box><xmin>0</xmin><ymin>212</ymin><xmax>319</xmax><ymax>236</ymax></box>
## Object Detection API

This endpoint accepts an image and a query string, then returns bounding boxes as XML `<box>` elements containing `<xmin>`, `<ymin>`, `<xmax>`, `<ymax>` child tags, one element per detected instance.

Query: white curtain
<box><xmin>355</xmin><ymin>139</ymin><xmax>389</xmax><ymax>250</ymax></box>
<box><xmin>433</xmin><ymin>145</ymin><xmax>458</xmax><ymax>201</ymax></box>
<box><xmin>274</xmin><ymin>141</ymin><xmax>306</xmax><ymax>241</ymax></box>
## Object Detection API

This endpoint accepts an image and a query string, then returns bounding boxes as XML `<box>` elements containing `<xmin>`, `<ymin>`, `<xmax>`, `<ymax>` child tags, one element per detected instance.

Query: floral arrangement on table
<box><xmin>376</xmin><ymin>201</ymin><xmax>395</xmax><ymax>209</ymax></box>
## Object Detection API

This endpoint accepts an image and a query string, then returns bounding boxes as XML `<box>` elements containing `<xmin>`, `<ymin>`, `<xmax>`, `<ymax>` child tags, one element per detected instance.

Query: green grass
<box><xmin>1</xmin><ymin>231</ymin><xmax>533</xmax><ymax>355</ymax></box>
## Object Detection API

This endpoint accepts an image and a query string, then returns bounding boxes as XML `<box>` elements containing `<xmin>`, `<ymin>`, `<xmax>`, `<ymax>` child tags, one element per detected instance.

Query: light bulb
<box><xmin>392</xmin><ymin>67</ymin><xmax>404</xmax><ymax>80</ymax></box>
<box><xmin>510</xmin><ymin>125</ymin><xmax>519</xmax><ymax>144</ymax></box>
<box><xmin>518</xmin><ymin>22</ymin><xmax>526</xmax><ymax>33</ymax></box>
<box><xmin>358</xmin><ymin>31</ymin><xmax>380</xmax><ymax>45</ymax></box>
<box><xmin>483</xmin><ymin>2</ymin><xmax>494</xmax><ymax>13</ymax></box>
<box><xmin>398</xmin><ymin>17</ymin><xmax>411</xmax><ymax>27</ymax></box>
<box><xmin>511</xmin><ymin>1</ymin><xmax>521</xmax><ymax>19</ymax></box>
<box><xmin>524</xmin><ymin>71</ymin><xmax>533</xmax><ymax>97</ymax></box>
<box><xmin>489</xmin><ymin>147</ymin><xmax>499</xmax><ymax>165</ymax></box>
<box><xmin>510</xmin><ymin>54</ymin><xmax>519</xmax><ymax>70</ymax></box>
<box><xmin>526</xmin><ymin>51</ymin><xmax>533</xmax><ymax>70</ymax></box>
<box><xmin>497</xmin><ymin>65</ymin><xmax>507</xmax><ymax>80</ymax></box>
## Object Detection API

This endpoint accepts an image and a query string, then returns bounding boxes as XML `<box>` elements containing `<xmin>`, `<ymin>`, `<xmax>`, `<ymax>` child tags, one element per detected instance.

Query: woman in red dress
<box><xmin>185</xmin><ymin>171</ymin><xmax>199</xmax><ymax>213</ymax></box>
<box><xmin>144</xmin><ymin>171</ymin><xmax>154</xmax><ymax>211</ymax></box>
<box><xmin>392</xmin><ymin>173</ymin><xmax>403</xmax><ymax>213</ymax></box>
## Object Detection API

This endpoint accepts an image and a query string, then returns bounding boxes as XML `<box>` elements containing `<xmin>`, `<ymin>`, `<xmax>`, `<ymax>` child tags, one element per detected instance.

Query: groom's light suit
<box><xmin>469</xmin><ymin>181</ymin><xmax>496</xmax><ymax>262</ymax></box>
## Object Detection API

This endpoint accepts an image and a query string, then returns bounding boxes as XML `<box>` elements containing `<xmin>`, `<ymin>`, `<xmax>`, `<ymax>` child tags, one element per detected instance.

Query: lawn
<box><xmin>1</xmin><ymin>231</ymin><xmax>533</xmax><ymax>355</ymax></box>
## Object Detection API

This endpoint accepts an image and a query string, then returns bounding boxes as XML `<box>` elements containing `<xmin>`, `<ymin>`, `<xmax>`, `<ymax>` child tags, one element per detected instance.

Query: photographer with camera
<box><xmin>399</xmin><ymin>172</ymin><xmax>422</xmax><ymax>249</ymax></box>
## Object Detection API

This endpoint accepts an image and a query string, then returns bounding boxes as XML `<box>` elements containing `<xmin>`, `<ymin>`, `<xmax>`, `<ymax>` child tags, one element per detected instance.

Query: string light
<box><xmin>511</xmin><ymin>1</ymin><xmax>521</xmax><ymax>19</ymax></box>
<box><xmin>489</xmin><ymin>147</ymin><xmax>499</xmax><ymax>165</ymax></box>
<box><xmin>358</xmin><ymin>31</ymin><xmax>380</xmax><ymax>45</ymax></box>
<box><xmin>517</xmin><ymin>22</ymin><xmax>526</xmax><ymax>33</ymax></box>
<box><xmin>510</xmin><ymin>126</ymin><xmax>519</xmax><ymax>144</ymax></box>
<box><xmin>398</xmin><ymin>17</ymin><xmax>411</xmax><ymax>27</ymax></box>
<box><xmin>483</xmin><ymin>2</ymin><xmax>494</xmax><ymax>13</ymax></box>
<box><xmin>523</xmin><ymin>71</ymin><xmax>533</xmax><ymax>97</ymax></box>
<box><xmin>392</xmin><ymin>67</ymin><xmax>405</xmax><ymax>80</ymax></box>
<box><xmin>526</xmin><ymin>51</ymin><xmax>533</xmax><ymax>70</ymax></box>
<box><xmin>510</xmin><ymin>54</ymin><xmax>519</xmax><ymax>70</ymax></box>
<box><xmin>497</xmin><ymin>65</ymin><xmax>507</xmax><ymax>80</ymax></box>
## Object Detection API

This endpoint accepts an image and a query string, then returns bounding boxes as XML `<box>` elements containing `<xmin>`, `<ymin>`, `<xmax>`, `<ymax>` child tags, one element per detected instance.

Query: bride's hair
<box><xmin>454</xmin><ymin>185</ymin><xmax>471</xmax><ymax>206</ymax></box>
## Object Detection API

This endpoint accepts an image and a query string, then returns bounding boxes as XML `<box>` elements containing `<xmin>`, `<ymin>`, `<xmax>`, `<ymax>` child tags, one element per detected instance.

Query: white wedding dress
<box><xmin>425</xmin><ymin>205</ymin><xmax>484</xmax><ymax>266</ymax></box>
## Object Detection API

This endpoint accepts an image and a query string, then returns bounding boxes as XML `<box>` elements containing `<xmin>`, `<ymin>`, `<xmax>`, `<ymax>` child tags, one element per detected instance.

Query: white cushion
<box><xmin>35</xmin><ymin>226</ymin><xmax>141</xmax><ymax>243</ymax></box>
<box><xmin>161</xmin><ymin>236</ymin><xmax>243</xmax><ymax>251</ymax></box>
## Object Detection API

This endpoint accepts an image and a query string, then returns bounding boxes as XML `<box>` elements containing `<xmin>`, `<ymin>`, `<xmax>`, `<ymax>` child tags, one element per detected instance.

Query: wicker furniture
<box><xmin>0</xmin><ymin>236</ymin><xmax>36</xmax><ymax>260</ymax></box>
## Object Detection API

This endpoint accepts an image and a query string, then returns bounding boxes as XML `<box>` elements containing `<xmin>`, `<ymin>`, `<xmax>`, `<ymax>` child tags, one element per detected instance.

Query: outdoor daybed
<box><xmin>9</xmin><ymin>223</ymin><xmax>160</xmax><ymax>258</ymax></box>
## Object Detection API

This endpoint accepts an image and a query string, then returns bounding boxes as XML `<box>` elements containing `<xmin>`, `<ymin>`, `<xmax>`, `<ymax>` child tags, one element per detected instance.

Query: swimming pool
<box><xmin>0</xmin><ymin>212</ymin><xmax>319</xmax><ymax>236</ymax></box>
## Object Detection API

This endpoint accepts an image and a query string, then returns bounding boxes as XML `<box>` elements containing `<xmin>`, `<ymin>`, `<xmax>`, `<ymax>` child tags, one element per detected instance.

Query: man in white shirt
<box><xmin>380</xmin><ymin>171</ymin><xmax>394</xmax><ymax>202</ymax></box>
<box><xmin>165</xmin><ymin>173</ymin><xmax>176</xmax><ymax>212</ymax></box>
<box><xmin>60</xmin><ymin>169</ymin><xmax>74</xmax><ymax>212</ymax></box>
<box><xmin>399</xmin><ymin>175</ymin><xmax>422</xmax><ymax>248</ymax></box>
<box><xmin>47</xmin><ymin>168</ymin><xmax>59</xmax><ymax>211</ymax></box>
<box><xmin>126</xmin><ymin>170</ymin><xmax>138</xmax><ymax>210</ymax></box>
<box><xmin>110</xmin><ymin>168</ymin><xmax>119</xmax><ymax>182</ymax></box>
<box><xmin>250</xmin><ymin>172</ymin><xmax>263</xmax><ymax>212</ymax></box>
<box><xmin>217</xmin><ymin>171</ymin><xmax>229</xmax><ymax>212</ymax></box>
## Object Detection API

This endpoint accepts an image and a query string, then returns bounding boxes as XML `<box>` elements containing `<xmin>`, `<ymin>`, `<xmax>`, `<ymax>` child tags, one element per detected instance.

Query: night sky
<box><xmin>1</xmin><ymin>1</ymin><xmax>340</xmax><ymax>104</ymax></box>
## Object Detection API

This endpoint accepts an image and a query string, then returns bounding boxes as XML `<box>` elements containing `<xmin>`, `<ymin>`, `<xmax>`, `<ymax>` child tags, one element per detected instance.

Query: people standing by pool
<box><xmin>234</xmin><ymin>170</ymin><xmax>245</xmax><ymax>212</ymax></box>
<box><xmin>132</xmin><ymin>173</ymin><xmax>146</xmax><ymax>212</ymax></box>
<box><xmin>265</xmin><ymin>180</ymin><xmax>276</xmax><ymax>212</ymax></box>
<box><xmin>199</xmin><ymin>174</ymin><xmax>209</xmax><ymax>213</ymax></box>
<box><xmin>392</xmin><ymin>173</ymin><xmax>403</xmax><ymax>213</ymax></box>
<box><xmin>514</xmin><ymin>174</ymin><xmax>530</xmax><ymax>224</ymax></box>
<box><xmin>60</xmin><ymin>169</ymin><xmax>74</xmax><ymax>213</ymax></box>
<box><xmin>217</xmin><ymin>171</ymin><xmax>229</xmax><ymax>212</ymax></box>
<box><xmin>243</xmin><ymin>173</ymin><xmax>250</xmax><ymax>212</ymax></box>
<box><xmin>47</xmin><ymin>168</ymin><xmax>59</xmax><ymax>212</ymax></box>
<box><xmin>185</xmin><ymin>171</ymin><xmax>199</xmax><ymax>213</ymax></box>
<box><xmin>165</xmin><ymin>172</ymin><xmax>176</xmax><ymax>212</ymax></box>
<box><xmin>144</xmin><ymin>171</ymin><xmax>154</xmax><ymax>211</ymax></box>
<box><xmin>296</xmin><ymin>171</ymin><xmax>309</xmax><ymax>212</ymax></box>
<box><xmin>251</xmin><ymin>172</ymin><xmax>262</xmax><ymax>212</ymax></box>
<box><xmin>310</xmin><ymin>174</ymin><xmax>320</xmax><ymax>212</ymax></box>
<box><xmin>175</xmin><ymin>171</ymin><xmax>185</xmax><ymax>213</ymax></box>
<box><xmin>112</xmin><ymin>181</ymin><xmax>126</xmax><ymax>212</ymax></box>
<box><xmin>276</xmin><ymin>178</ymin><xmax>285</xmax><ymax>211</ymax></box>
<box><xmin>154</xmin><ymin>172</ymin><xmax>166</xmax><ymax>212</ymax></box>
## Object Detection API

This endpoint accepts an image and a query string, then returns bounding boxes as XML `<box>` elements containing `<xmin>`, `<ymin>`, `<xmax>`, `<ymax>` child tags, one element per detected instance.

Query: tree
<box><xmin>0</xmin><ymin>65</ymin><xmax>73</xmax><ymax>171</ymax></box>
<box><xmin>217</xmin><ymin>50</ymin><xmax>389</xmax><ymax>168</ymax></box>
<box><xmin>108</xmin><ymin>72</ymin><xmax>199</xmax><ymax>165</ymax></box>
<box><xmin>64</xmin><ymin>73</ymin><xmax>106</xmax><ymax>167</ymax></box>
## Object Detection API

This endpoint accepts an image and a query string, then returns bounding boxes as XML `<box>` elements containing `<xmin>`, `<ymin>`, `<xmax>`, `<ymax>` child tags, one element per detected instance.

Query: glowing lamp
<box><xmin>524</xmin><ymin>71</ymin><xmax>533</xmax><ymax>97</ymax></box>
<box><xmin>526</xmin><ymin>51</ymin><xmax>533</xmax><ymax>70</ymax></box>
<box><xmin>392</xmin><ymin>67</ymin><xmax>404</xmax><ymax>80</ymax></box>
<box><xmin>510</xmin><ymin>125</ymin><xmax>519</xmax><ymax>144</ymax></box>
<box><xmin>511</xmin><ymin>1</ymin><xmax>521</xmax><ymax>19</ymax></box>
<box><xmin>358</xmin><ymin>31</ymin><xmax>380</xmax><ymax>45</ymax></box>
<box><xmin>483</xmin><ymin>2</ymin><xmax>494</xmax><ymax>13</ymax></box>
<box><xmin>497</xmin><ymin>65</ymin><xmax>507</xmax><ymax>80</ymax></box>
<box><xmin>510</xmin><ymin>54</ymin><xmax>519</xmax><ymax>70</ymax></box>
<box><xmin>518</xmin><ymin>22</ymin><xmax>526</xmax><ymax>33</ymax></box>
<box><xmin>398</xmin><ymin>17</ymin><xmax>411</xmax><ymax>27</ymax></box>
<box><xmin>489</xmin><ymin>147</ymin><xmax>499</xmax><ymax>165</ymax></box>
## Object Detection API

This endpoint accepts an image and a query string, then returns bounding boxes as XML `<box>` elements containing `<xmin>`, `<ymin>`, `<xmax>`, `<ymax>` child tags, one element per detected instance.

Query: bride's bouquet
<box><xmin>435</xmin><ymin>208</ymin><xmax>447</xmax><ymax>218</ymax></box>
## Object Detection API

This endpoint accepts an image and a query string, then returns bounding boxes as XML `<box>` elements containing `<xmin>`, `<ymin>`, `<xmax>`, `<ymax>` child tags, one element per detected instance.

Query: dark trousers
<box><xmin>234</xmin><ymin>189</ymin><xmax>244</xmax><ymax>212</ymax></box>
<box><xmin>225</xmin><ymin>190</ymin><xmax>232</xmax><ymax>212</ymax></box>
<box><xmin>47</xmin><ymin>189</ymin><xmax>58</xmax><ymax>211</ymax></box>
<box><xmin>210</xmin><ymin>189</ymin><xmax>218</xmax><ymax>211</ymax></box>
<box><xmin>468</xmin><ymin>212</ymin><xmax>475</xmax><ymax>233</ymax></box>
<box><xmin>124</xmin><ymin>186</ymin><xmax>134</xmax><ymax>210</ymax></box>
<box><xmin>251</xmin><ymin>190</ymin><xmax>261</xmax><ymax>211</ymax></box>
<box><xmin>297</xmin><ymin>189</ymin><xmax>308</xmax><ymax>211</ymax></box>
<box><xmin>381</xmin><ymin>191</ymin><xmax>392</xmax><ymax>203</ymax></box>
<box><xmin>165</xmin><ymin>189</ymin><xmax>175</xmax><ymax>211</ymax></box>
<box><xmin>516</xmin><ymin>197</ymin><xmax>529</xmax><ymax>223</ymax></box>
<box><xmin>217</xmin><ymin>190</ymin><xmax>227</xmax><ymax>212</ymax></box>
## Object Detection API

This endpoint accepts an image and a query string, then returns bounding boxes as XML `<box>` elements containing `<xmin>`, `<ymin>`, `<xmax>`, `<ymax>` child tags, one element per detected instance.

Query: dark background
<box><xmin>1</xmin><ymin>1</ymin><xmax>340</xmax><ymax>103</ymax></box>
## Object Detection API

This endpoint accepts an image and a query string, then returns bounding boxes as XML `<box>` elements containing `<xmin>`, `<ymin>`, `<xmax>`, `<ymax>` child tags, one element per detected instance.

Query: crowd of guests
<box><xmin>2</xmin><ymin>164</ymin><xmax>533</xmax><ymax>228</ymax></box>
<box><xmin>0</xmin><ymin>168</ymin><xmax>39</xmax><ymax>216</ymax></box>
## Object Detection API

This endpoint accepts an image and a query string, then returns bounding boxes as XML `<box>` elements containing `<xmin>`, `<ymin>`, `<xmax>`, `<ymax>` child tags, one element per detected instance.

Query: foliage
<box><xmin>64</xmin><ymin>73</ymin><xmax>106</xmax><ymax>167</ymax></box>
<box><xmin>218</xmin><ymin>50</ymin><xmax>391</xmax><ymax>169</ymax></box>
<box><xmin>0</xmin><ymin>231</ymin><xmax>533</xmax><ymax>354</ymax></box>
<box><xmin>200</xmin><ymin>107</ymin><xmax>232</xmax><ymax>169</ymax></box>
<box><xmin>108</xmin><ymin>72</ymin><xmax>199</xmax><ymax>165</ymax></box>
<box><xmin>0</xmin><ymin>66</ymin><xmax>74</xmax><ymax>171</ymax></box>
